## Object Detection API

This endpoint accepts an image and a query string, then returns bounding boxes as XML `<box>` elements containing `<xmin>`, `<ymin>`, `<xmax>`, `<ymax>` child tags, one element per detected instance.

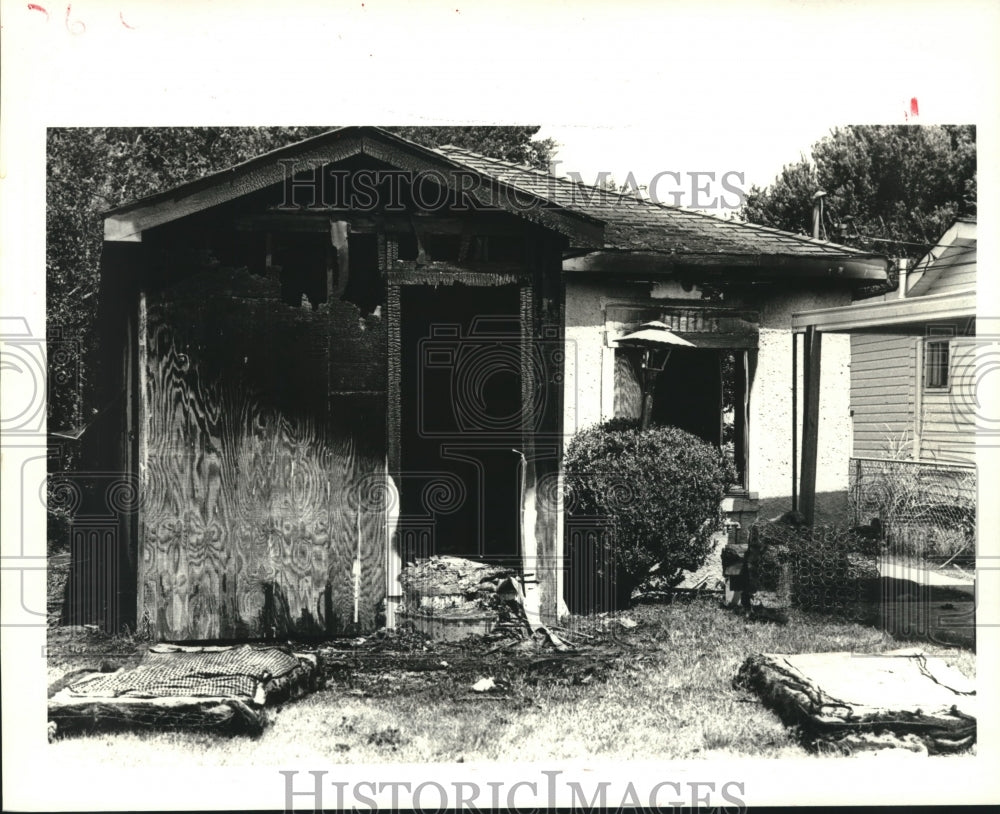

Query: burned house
<box><xmin>77</xmin><ymin>126</ymin><xmax>888</xmax><ymax>640</ymax></box>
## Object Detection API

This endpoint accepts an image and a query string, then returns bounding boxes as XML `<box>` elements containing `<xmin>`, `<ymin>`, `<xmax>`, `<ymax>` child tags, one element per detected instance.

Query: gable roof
<box><xmin>102</xmin><ymin>126</ymin><xmax>603</xmax><ymax>245</ymax></box>
<box><xmin>102</xmin><ymin>125</ymin><xmax>887</xmax><ymax>280</ymax></box>
<box><xmin>905</xmin><ymin>217</ymin><xmax>976</xmax><ymax>297</ymax></box>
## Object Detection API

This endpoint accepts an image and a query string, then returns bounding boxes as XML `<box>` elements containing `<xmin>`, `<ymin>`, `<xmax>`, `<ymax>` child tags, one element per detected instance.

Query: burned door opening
<box><xmin>399</xmin><ymin>284</ymin><xmax>524</xmax><ymax>565</ymax></box>
<box><xmin>651</xmin><ymin>349</ymin><xmax>723</xmax><ymax>446</ymax></box>
<box><xmin>651</xmin><ymin>348</ymin><xmax>750</xmax><ymax>487</ymax></box>
<box><xmin>616</xmin><ymin>345</ymin><xmax>751</xmax><ymax>487</ymax></box>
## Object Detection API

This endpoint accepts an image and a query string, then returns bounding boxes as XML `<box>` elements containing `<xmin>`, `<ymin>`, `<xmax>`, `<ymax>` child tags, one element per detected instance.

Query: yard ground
<box><xmin>46</xmin><ymin>584</ymin><xmax>975</xmax><ymax>764</ymax></box>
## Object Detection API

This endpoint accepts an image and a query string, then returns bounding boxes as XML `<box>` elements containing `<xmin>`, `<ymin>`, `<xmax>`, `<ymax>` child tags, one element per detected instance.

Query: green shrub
<box><xmin>564</xmin><ymin>420</ymin><xmax>735</xmax><ymax>608</ymax></box>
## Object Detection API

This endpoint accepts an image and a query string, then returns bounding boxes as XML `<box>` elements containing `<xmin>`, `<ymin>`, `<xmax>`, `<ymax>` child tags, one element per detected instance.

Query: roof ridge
<box><xmin>438</xmin><ymin>143</ymin><xmax>633</xmax><ymax>197</ymax></box>
<box><xmin>436</xmin><ymin>145</ymin><xmax>577</xmax><ymax>206</ymax></box>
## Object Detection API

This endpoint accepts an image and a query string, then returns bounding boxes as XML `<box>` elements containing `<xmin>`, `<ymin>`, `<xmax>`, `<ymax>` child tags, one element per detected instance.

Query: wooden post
<box><xmin>639</xmin><ymin>348</ymin><xmax>670</xmax><ymax>431</ymax></box>
<box><xmin>853</xmin><ymin>457</ymin><xmax>862</xmax><ymax>526</ymax></box>
<box><xmin>913</xmin><ymin>338</ymin><xmax>923</xmax><ymax>459</ymax></box>
<box><xmin>640</xmin><ymin>371</ymin><xmax>653</xmax><ymax>431</ymax></box>
<box><xmin>135</xmin><ymin>290</ymin><xmax>148</xmax><ymax>631</ymax></box>
<box><xmin>792</xmin><ymin>332</ymin><xmax>798</xmax><ymax>511</ymax></box>
<box><xmin>735</xmin><ymin>350</ymin><xmax>749</xmax><ymax>489</ymax></box>
<box><xmin>799</xmin><ymin>327</ymin><xmax>822</xmax><ymax>524</ymax></box>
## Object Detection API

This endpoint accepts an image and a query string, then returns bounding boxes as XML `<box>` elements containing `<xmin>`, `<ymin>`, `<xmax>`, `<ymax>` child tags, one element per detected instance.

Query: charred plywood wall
<box><xmin>139</xmin><ymin>265</ymin><xmax>387</xmax><ymax>640</ymax></box>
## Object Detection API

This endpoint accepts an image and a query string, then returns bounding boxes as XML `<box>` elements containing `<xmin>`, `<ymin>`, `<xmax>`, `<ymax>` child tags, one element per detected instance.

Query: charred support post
<box><xmin>329</xmin><ymin>220</ymin><xmax>350</xmax><ymax>297</ymax></box>
<box><xmin>71</xmin><ymin>241</ymin><xmax>146</xmax><ymax>632</ymax></box>
<box><xmin>798</xmin><ymin>326</ymin><xmax>822</xmax><ymax>524</ymax></box>
<box><xmin>737</xmin><ymin>349</ymin><xmax>752</xmax><ymax>490</ymax></box>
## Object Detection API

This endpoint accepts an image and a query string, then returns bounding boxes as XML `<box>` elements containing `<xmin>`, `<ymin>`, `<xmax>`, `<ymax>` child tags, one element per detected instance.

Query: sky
<box><xmin>541</xmin><ymin>121</ymin><xmax>831</xmax><ymax>187</ymax></box>
<box><xmin>537</xmin><ymin>121</ymin><xmax>836</xmax><ymax>213</ymax></box>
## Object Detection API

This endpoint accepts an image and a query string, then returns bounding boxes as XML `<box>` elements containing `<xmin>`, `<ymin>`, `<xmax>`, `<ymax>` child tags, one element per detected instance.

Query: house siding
<box><xmin>919</xmin><ymin>336</ymin><xmax>977</xmax><ymax>465</ymax></box>
<box><xmin>850</xmin><ymin>333</ymin><xmax>916</xmax><ymax>458</ymax></box>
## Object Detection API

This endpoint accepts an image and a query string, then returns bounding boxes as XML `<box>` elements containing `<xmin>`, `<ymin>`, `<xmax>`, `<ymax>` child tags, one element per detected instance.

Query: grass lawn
<box><xmin>46</xmin><ymin>596</ymin><xmax>975</xmax><ymax>765</ymax></box>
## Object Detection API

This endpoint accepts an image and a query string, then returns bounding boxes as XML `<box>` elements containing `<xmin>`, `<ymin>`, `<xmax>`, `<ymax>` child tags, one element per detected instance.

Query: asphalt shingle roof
<box><xmin>435</xmin><ymin>144</ymin><xmax>879</xmax><ymax>260</ymax></box>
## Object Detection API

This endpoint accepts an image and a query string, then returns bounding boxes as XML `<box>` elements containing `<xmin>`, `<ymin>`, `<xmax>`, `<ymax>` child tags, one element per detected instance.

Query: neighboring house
<box><xmin>849</xmin><ymin>218</ymin><xmax>977</xmax><ymax>465</ymax></box>
<box><xmin>73</xmin><ymin>126</ymin><xmax>887</xmax><ymax>640</ymax></box>
<box><xmin>791</xmin><ymin>218</ymin><xmax>976</xmax><ymax>535</ymax></box>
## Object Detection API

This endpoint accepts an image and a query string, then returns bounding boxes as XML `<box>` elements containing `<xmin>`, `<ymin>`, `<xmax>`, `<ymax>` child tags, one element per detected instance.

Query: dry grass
<box><xmin>46</xmin><ymin>597</ymin><xmax>975</xmax><ymax>765</ymax></box>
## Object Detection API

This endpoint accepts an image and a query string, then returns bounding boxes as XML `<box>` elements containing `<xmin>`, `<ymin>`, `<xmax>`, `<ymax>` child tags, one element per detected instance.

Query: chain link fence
<box><xmin>849</xmin><ymin>457</ymin><xmax>977</xmax><ymax>567</ymax></box>
<box><xmin>747</xmin><ymin>521</ymin><xmax>880</xmax><ymax>622</ymax></box>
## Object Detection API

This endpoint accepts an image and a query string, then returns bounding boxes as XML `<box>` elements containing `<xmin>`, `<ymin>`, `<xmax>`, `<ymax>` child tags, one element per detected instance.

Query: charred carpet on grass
<box><xmin>734</xmin><ymin>648</ymin><xmax>976</xmax><ymax>754</ymax></box>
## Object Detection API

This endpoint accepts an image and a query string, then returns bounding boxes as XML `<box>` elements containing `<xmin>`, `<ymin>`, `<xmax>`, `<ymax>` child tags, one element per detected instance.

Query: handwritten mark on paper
<box><xmin>26</xmin><ymin>4</ymin><xmax>137</xmax><ymax>32</ymax></box>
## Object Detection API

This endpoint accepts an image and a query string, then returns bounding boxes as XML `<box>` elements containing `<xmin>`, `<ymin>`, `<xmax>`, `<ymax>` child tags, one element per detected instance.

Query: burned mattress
<box><xmin>48</xmin><ymin>643</ymin><xmax>323</xmax><ymax>737</ymax></box>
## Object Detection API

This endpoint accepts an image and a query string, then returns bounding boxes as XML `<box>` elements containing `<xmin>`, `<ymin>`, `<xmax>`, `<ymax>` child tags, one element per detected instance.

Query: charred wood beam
<box><xmin>564</xmin><ymin>250</ymin><xmax>888</xmax><ymax>281</ymax></box>
<box><xmin>236</xmin><ymin>212</ymin><xmax>537</xmax><ymax>236</ymax></box>
<box><xmin>385</xmin><ymin>263</ymin><xmax>529</xmax><ymax>287</ymax></box>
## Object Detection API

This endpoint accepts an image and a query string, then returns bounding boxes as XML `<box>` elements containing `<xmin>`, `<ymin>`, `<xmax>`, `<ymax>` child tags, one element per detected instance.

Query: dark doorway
<box><xmin>399</xmin><ymin>284</ymin><xmax>523</xmax><ymax>564</ymax></box>
<box><xmin>651</xmin><ymin>348</ymin><xmax>723</xmax><ymax>446</ymax></box>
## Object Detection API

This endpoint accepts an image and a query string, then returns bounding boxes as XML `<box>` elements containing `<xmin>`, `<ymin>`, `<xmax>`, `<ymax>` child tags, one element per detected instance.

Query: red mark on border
<box><xmin>910</xmin><ymin>98</ymin><xmax>919</xmax><ymax>117</ymax></box>
<box><xmin>64</xmin><ymin>3</ymin><xmax>85</xmax><ymax>34</ymax></box>
<box><xmin>27</xmin><ymin>3</ymin><xmax>49</xmax><ymax>21</ymax></box>
<box><xmin>120</xmin><ymin>10</ymin><xmax>135</xmax><ymax>29</ymax></box>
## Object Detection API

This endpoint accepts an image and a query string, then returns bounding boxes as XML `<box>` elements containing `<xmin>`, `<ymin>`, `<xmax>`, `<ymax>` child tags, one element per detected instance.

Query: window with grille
<box><xmin>924</xmin><ymin>340</ymin><xmax>950</xmax><ymax>389</ymax></box>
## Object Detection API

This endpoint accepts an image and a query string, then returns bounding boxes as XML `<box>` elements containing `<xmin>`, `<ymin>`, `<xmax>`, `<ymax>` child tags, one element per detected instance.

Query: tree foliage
<box><xmin>739</xmin><ymin>125</ymin><xmax>976</xmax><ymax>266</ymax></box>
<box><xmin>392</xmin><ymin>126</ymin><xmax>556</xmax><ymax>168</ymax></box>
<box><xmin>46</xmin><ymin>126</ymin><xmax>556</xmax><ymax>434</ymax></box>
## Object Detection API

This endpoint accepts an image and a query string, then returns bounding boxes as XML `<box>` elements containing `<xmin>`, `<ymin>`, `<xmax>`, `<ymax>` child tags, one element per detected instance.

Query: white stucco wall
<box><xmin>753</xmin><ymin>290</ymin><xmax>853</xmax><ymax>521</ymax></box>
<box><xmin>563</xmin><ymin>278</ymin><xmax>632</xmax><ymax>436</ymax></box>
<box><xmin>562</xmin><ymin>279</ymin><xmax>854</xmax><ymax>524</ymax></box>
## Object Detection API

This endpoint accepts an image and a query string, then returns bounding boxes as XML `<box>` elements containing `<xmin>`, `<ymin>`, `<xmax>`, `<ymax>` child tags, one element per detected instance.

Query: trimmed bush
<box><xmin>564</xmin><ymin>420</ymin><xmax>735</xmax><ymax>608</ymax></box>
